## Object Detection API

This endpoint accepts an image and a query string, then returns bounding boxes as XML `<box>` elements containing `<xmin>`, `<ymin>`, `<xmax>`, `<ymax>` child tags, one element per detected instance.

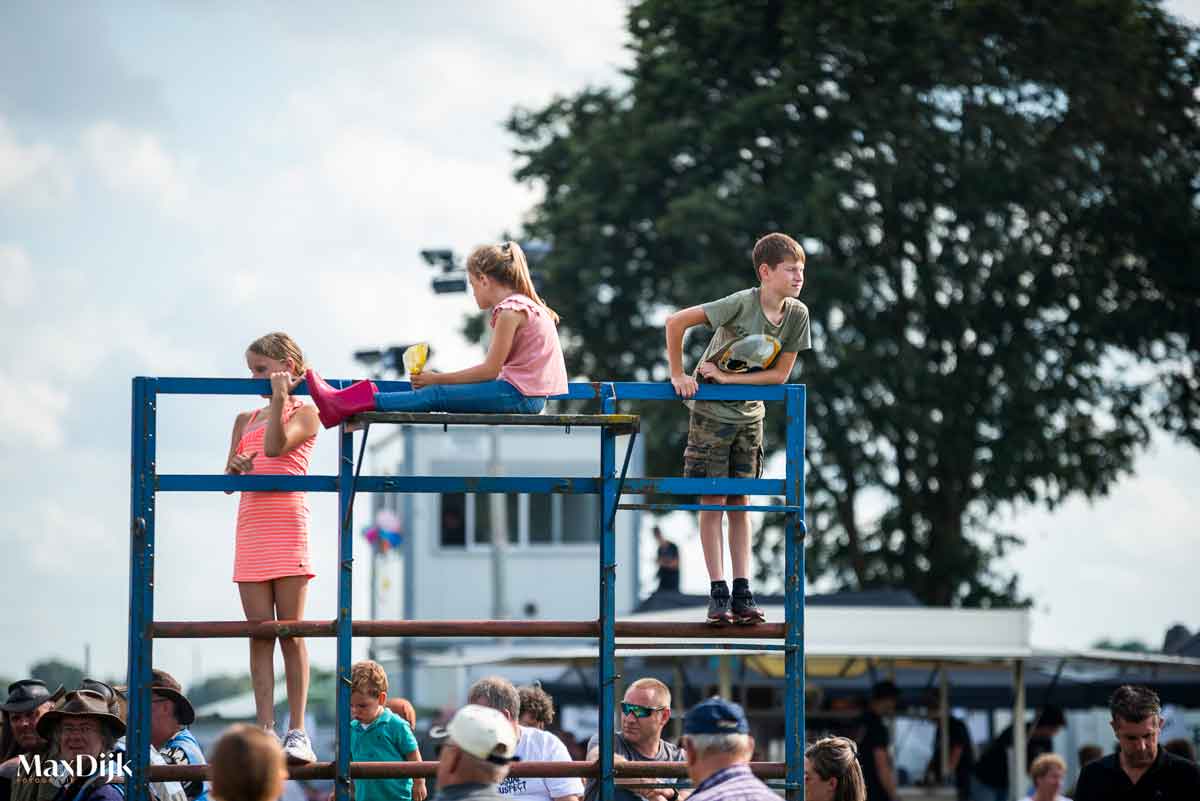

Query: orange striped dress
<box><xmin>233</xmin><ymin>399</ymin><xmax>316</xmax><ymax>583</ymax></box>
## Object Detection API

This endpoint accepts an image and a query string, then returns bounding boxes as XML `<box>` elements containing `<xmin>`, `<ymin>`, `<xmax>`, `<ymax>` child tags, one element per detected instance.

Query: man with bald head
<box><xmin>584</xmin><ymin>678</ymin><xmax>687</xmax><ymax>801</ymax></box>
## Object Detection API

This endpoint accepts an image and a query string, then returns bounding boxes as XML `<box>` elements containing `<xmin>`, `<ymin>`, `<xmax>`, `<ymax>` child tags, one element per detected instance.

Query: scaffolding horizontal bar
<box><xmin>353</xmin><ymin>411</ymin><xmax>639</xmax><ymax>435</ymax></box>
<box><xmin>621</xmin><ymin>477</ymin><xmax>785</xmax><ymax>495</ymax></box>
<box><xmin>616</xmin><ymin>642</ymin><xmax>791</xmax><ymax>652</ymax></box>
<box><xmin>148</xmin><ymin>761</ymin><xmax>788</xmax><ymax>781</ymax></box>
<box><xmin>154</xmin><ymin>474</ymin><xmax>787</xmax><ymax>496</ymax></box>
<box><xmin>157</xmin><ymin>475</ymin><xmax>339</xmax><ymax>492</ymax></box>
<box><xmin>145</xmin><ymin>377</ymin><xmax>797</xmax><ymax>403</ymax></box>
<box><xmin>149</xmin><ymin>619</ymin><xmax>786</xmax><ymax>639</ymax></box>
<box><xmin>608</xmin><ymin>383</ymin><xmax>789</xmax><ymax>401</ymax></box>
<box><xmin>617</xmin><ymin>503</ymin><xmax>803</xmax><ymax>513</ymax></box>
<box><xmin>156</xmin><ymin>475</ymin><xmax>601</xmax><ymax>494</ymax></box>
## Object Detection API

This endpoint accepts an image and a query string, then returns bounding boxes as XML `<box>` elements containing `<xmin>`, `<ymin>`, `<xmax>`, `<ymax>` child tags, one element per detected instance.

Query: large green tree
<box><xmin>30</xmin><ymin>660</ymin><xmax>83</xmax><ymax>694</ymax></box>
<box><xmin>505</xmin><ymin>0</ymin><xmax>1200</xmax><ymax>604</ymax></box>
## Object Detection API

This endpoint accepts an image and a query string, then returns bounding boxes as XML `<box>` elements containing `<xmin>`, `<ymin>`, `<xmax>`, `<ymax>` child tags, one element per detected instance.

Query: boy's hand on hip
<box><xmin>671</xmin><ymin>374</ymin><xmax>699</xmax><ymax>398</ymax></box>
<box><xmin>696</xmin><ymin>363</ymin><xmax>726</xmax><ymax>383</ymax></box>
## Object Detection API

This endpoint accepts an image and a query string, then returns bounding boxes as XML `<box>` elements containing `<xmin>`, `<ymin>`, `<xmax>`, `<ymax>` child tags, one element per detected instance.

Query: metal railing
<box><xmin>127</xmin><ymin>378</ymin><xmax>807</xmax><ymax>801</ymax></box>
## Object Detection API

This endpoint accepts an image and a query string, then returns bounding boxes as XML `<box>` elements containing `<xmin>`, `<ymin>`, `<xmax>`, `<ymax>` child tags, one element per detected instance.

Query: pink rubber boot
<box><xmin>306</xmin><ymin>370</ymin><xmax>379</xmax><ymax>429</ymax></box>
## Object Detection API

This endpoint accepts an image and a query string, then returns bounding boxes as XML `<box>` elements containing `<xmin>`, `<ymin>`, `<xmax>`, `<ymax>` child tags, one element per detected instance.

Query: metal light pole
<box><xmin>352</xmin><ymin>347</ymin><xmax>418</xmax><ymax>662</ymax></box>
<box><xmin>423</xmin><ymin>248</ymin><xmax>510</xmax><ymax>620</ymax></box>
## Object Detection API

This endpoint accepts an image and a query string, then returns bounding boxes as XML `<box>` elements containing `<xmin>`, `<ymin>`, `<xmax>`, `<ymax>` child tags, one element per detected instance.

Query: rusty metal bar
<box><xmin>148</xmin><ymin>761</ymin><xmax>789</xmax><ymax>781</ymax></box>
<box><xmin>149</xmin><ymin>619</ymin><xmax>787</xmax><ymax>639</ymax></box>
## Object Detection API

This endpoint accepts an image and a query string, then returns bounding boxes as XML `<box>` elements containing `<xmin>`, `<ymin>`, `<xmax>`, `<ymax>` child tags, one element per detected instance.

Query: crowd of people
<box><xmin>841</xmin><ymin>681</ymin><xmax>1200</xmax><ymax>801</ymax></box>
<box><xmin>0</xmin><ymin>667</ymin><xmax>863</xmax><ymax>801</ymax></box>
<box><xmin>5</xmin><ymin>664</ymin><xmax>1200</xmax><ymax>801</ymax></box>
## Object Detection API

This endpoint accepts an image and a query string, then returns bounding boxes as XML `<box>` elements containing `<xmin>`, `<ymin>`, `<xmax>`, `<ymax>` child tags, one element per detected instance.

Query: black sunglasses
<box><xmin>621</xmin><ymin>702</ymin><xmax>665</xmax><ymax>718</ymax></box>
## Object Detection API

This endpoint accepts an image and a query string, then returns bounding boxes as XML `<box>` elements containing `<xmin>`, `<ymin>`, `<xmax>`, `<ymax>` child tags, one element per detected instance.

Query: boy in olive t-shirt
<box><xmin>665</xmin><ymin>233</ymin><xmax>811</xmax><ymax>625</ymax></box>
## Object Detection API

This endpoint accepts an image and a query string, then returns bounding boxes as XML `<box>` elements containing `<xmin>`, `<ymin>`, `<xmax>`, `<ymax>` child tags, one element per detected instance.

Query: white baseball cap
<box><xmin>431</xmin><ymin>704</ymin><xmax>519</xmax><ymax>764</ymax></box>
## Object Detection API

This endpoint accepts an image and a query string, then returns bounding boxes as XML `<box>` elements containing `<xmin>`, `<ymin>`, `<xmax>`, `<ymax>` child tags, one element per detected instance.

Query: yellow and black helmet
<box><xmin>712</xmin><ymin>334</ymin><xmax>782</xmax><ymax>373</ymax></box>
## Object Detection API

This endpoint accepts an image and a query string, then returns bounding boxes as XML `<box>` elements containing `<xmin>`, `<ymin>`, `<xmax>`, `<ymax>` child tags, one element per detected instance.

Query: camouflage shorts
<box><xmin>683</xmin><ymin>412</ymin><xmax>764</xmax><ymax>480</ymax></box>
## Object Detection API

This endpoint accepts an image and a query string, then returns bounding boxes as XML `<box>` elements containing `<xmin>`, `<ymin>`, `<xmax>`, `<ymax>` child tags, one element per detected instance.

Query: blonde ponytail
<box><xmin>467</xmin><ymin>241</ymin><xmax>560</xmax><ymax>324</ymax></box>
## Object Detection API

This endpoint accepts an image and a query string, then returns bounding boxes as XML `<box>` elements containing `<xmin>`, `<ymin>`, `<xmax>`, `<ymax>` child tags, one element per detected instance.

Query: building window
<box><xmin>529</xmin><ymin>494</ymin><xmax>553</xmax><ymax>544</ymax></box>
<box><xmin>440</xmin><ymin>493</ymin><xmax>466</xmax><ymax>547</ymax></box>
<box><xmin>438</xmin><ymin>493</ymin><xmax>602</xmax><ymax>548</ymax></box>
<box><xmin>561</xmin><ymin>494</ymin><xmax>600</xmax><ymax>543</ymax></box>
<box><xmin>474</xmin><ymin>494</ymin><xmax>519</xmax><ymax>545</ymax></box>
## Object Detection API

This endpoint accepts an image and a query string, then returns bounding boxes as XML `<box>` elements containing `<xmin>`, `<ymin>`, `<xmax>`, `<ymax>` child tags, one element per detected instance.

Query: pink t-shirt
<box><xmin>492</xmin><ymin>293</ymin><xmax>568</xmax><ymax>397</ymax></box>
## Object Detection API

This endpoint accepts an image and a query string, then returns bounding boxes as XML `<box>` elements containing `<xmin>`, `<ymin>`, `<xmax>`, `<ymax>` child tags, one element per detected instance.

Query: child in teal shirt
<box><xmin>349</xmin><ymin>660</ymin><xmax>426</xmax><ymax>801</ymax></box>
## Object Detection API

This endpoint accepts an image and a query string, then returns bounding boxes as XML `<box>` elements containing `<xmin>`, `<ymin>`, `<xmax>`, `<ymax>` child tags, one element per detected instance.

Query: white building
<box><xmin>363</xmin><ymin>422</ymin><xmax>644</xmax><ymax>706</ymax></box>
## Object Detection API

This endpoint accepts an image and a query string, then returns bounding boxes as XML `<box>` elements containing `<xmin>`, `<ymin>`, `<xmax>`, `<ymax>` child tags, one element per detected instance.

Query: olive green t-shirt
<box><xmin>687</xmin><ymin>287</ymin><xmax>811</xmax><ymax>424</ymax></box>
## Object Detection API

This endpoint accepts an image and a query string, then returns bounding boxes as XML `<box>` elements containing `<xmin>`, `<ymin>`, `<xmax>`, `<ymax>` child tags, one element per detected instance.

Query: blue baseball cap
<box><xmin>683</xmin><ymin>697</ymin><xmax>749</xmax><ymax>735</ymax></box>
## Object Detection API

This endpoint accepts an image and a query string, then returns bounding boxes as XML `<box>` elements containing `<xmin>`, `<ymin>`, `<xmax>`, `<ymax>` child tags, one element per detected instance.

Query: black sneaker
<box><xmin>707</xmin><ymin>593</ymin><xmax>733</xmax><ymax>625</ymax></box>
<box><xmin>732</xmin><ymin>592</ymin><xmax>766</xmax><ymax>625</ymax></box>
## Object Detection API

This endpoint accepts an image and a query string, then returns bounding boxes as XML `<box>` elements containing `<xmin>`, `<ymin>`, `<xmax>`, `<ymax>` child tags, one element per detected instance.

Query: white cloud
<box><xmin>0</xmin><ymin>369</ymin><xmax>69</xmax><ymax>450</ymax></box>
<box><xmin>0</xmin><ymin>244</ymin><xmax>34</xmax><ymax>307</ymax></box>
<box><xmin>82</xmin><ymin>121</ymin><xmax>190</xmax><ymax>215</ymax></box>
<box><xmin>320</xmin><ymin>126</ymin><xmax>537</xmax><ymax>232</ymax></box>
<box><xmin>230</xmin><ymin>272</ymin><xmax>260</xmax><ymax>305</ymax></box>
<box><xmin>0</xmin><ymin>117</ymin><xmax>73</xmax><ymax>207</ymax></box>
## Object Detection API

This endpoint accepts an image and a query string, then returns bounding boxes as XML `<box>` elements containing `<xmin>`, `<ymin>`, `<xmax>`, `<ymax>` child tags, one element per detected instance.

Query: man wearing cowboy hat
<box><xmin>74</xmin><ymin>680</ymin><xmax>186</xmax><ymax>801</ymax></box>
<box><xmin>0</xmin><ymin>680</ymin><xmax>65</xmax><ymax>801</ymax></box>
<box><xmin>149</xmin><ymin>670</ymin><xmax>208</xmax><ymax>801</ymax></box>
<box><xmin>429</xmin><ymin>705</ymin><xmax>520</xmax><ymax>801</ymax></box>
<box><xmin>35</xmin><ymin>690</ymin><xmax>126</xmax><ymax>801</ymax></box>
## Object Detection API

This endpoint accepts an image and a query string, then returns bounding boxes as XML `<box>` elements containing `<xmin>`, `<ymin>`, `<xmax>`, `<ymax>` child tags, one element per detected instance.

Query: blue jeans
<box><xmin>374</xmin><ymin>380</ymin><xmax>546</xmax><ymax>414</ymax></box>
<box><xmin>969</xmin><ymin>777</ymin><xmax>1007</xmax><ymax>801</ymax></box>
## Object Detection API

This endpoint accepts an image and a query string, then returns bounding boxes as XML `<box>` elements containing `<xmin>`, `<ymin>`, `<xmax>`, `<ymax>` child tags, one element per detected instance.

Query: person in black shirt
<box><xmin>921</xmin><ymin>692</ymin><xmax>974</xmax><ymax>801</ymax></box>
<box><xmin>1075</xmin><ymin>684</ymin><xmax>1200</xmax><ymax>800</ymax></box>
<box><xmin>972</xmin><ymin>706</ymin><xmax>1064</xmax><ymax>801</ymax></box>
<box><xmin>857</xmin><ymin>681</ymin><xmax>899</xmax><ymax>801</ymax></box>
<box><xmin>653</xmin><ymin>527</ymin><xmax>680</xmax><ymax>593</ymax></box>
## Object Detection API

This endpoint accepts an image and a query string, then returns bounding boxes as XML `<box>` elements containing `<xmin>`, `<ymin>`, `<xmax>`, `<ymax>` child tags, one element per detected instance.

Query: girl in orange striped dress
<box><xmin>225</xmin><ymin>332</ymin><xmax>320</xmax><ymax>765</ymax></box>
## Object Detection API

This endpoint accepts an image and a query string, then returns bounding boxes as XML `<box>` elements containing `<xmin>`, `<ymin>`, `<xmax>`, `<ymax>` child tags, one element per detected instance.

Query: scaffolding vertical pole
<box><xmin>335</xmin><ymin>426</ymin><xmax>355</xmax><ymax>801</ymax></box>
<box><xmin>126</xmin><ymin>378</ymin><xmax>157</xmax><ymax>801</ymax></box>
<box><xmin>1012</xmin><ymin>660</ymin><xmax>1027</xmax><ymax>801</ymax></box>
<box><xmin>401</xmin><ymin>425</ymin><xmax>416</xmax><ymax>701</ymax></box>
<box><xmin>784</xmin><ymin>385</ymin><xmax>806</xmax><ymax>801</ymax></box>
<box><xmin>598</xmin><ymin>384</ymin><xmax>618</xmax><ymax>801</ymax></box>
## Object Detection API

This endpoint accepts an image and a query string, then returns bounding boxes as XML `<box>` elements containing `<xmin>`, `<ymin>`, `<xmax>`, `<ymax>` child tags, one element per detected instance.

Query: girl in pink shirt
<box><xmin>226</xmin><ymin>332</ymin><xmax>320</xmax><ymax>764</ymax></box>
<box><xmin>307</xmin><ymin>241</ymin><xmax>568</xmax><ymax>425</ymax></box>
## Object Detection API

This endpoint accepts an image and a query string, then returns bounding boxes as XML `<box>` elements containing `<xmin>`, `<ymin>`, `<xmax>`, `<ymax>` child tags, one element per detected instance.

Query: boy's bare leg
<box><xmin>727</xmin><ymin>495</ymin><xmax>765</xmax><ymax>624</ymax></box>
<box><xmin>727</xmin><ymin>496</ymin><xmax>751</xmax><ymax>578</ymax></box>
<box><xmin>699</xmin><ymin>496</ymin><xmax>733</xmax><ymax>624</ymax></box>
<box><xmin>699</xmin><ymin>497</ymin><xmax>727</xmax><ymax>581</ymax></box>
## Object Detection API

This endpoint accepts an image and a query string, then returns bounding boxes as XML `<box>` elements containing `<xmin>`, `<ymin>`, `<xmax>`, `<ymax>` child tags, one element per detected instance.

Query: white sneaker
<box><xmin>282</xmin><ymin>728</ymin><xmax>316</xmax><ymax>764</ymax></box>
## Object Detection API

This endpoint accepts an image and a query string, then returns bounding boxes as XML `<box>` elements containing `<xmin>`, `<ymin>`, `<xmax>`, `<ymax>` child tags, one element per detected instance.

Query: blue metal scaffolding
<box><xmin>127</xmin><ymin>378</ymin><xmax>806</xmax><ymax>800</ymax></box>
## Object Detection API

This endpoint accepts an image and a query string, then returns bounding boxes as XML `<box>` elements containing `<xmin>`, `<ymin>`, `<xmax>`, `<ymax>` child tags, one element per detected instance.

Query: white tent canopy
<box><xmin>419</xmin><ymin>603</ymin><xmax>1200</xmax><ymax>669</ymax></box>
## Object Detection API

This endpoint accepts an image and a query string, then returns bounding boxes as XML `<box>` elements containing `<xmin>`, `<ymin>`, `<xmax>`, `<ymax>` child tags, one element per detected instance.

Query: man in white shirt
<box><xmin>467</xmin><ymin>677</ymin><xmax>583</xmax><ymax>801</ymax></box>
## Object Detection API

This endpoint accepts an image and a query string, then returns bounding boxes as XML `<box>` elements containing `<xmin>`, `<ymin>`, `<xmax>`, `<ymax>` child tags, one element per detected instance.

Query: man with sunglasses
<box><xmin>584</xmin><ymin>679</ymin><xmax>686</xmax><ymax>801</ymax></box>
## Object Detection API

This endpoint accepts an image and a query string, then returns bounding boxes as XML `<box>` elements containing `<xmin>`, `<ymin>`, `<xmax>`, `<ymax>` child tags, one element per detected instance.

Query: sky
<box><xmin>2</xmin><ymin>1</ymin><xmax>1198</xmax><ymax>688</ymax></box>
